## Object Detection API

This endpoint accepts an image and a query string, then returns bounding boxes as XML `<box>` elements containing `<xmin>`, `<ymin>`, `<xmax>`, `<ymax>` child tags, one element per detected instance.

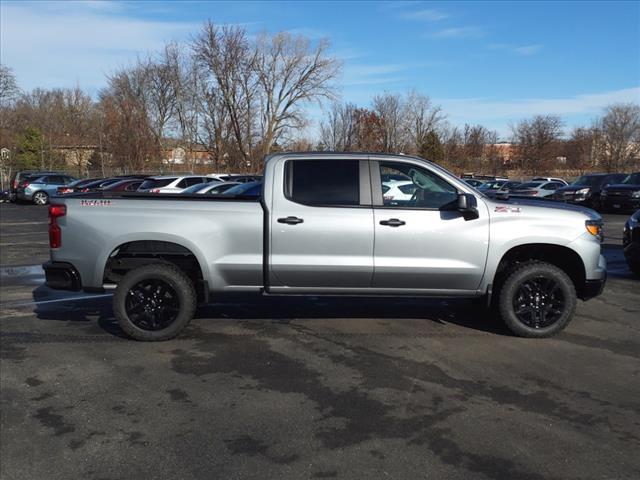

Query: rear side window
<box><xmin>140</xmin><ymin>178</ymin><xmax>176</xmax><ymax>189</ymax></box>
<box><xmin>285</xmin><ymin>160</ymin><xmax>360</xmax><ymax>206</ymax></box>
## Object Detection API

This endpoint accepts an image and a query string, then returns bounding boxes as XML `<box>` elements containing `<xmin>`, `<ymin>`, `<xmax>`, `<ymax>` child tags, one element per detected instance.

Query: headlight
<box><xmin>577</xmin><ymin>188</ymin><xmax>590</xmax><ymax>195</ymax></box>
<box><xmin>632</xmin><ymin>190</ymin><xmax>640</xmax><ymax>198</ymax></box>
<box><xmin>585</xmin><ymin>220</ymin><xmax>603</xmax><ymax>241</ymax></box>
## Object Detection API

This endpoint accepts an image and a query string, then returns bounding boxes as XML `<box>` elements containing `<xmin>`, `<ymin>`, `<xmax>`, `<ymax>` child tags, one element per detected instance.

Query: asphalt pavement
<box><xmin>1</xmin><ymin>202</ymin><xmax>639</xmax><ymax>480</ymax></box>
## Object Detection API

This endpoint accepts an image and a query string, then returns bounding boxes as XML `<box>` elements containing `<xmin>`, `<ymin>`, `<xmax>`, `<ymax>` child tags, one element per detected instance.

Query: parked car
<box><xmin>44</xmin><ymin>152</ymin><xmax>606</xmax><ymax>341</ymax></box>
<box><xmin>552</xmin><ymin>173</ymin><xmax>626</xmax><ymax>210</ymax></box>
<box><xmin>478</xmin><ymin>180</ymin><xmax>522</xmax><ymax>199</ymax></box>
<box><xmin>509</xmin><ymin>181</ymin><xmax>566</xmax><ymax>198</ymax></box>
<box><xmin>221</xmin><ymin>181</ymin><xmax>262</xmax><ymax>197</ymax></box>
<box><xmin>199</xmin><ymin>182</ymin><xmax>242</xmax><ymax>195</ymax></box>
<box><xmin>138</xmin><ymin>176</ymin><xmax>214</xmax><ymax>193</ymax></box>
<box><xmin>531</xmin><ymin>176</ymin><xmax>568</xmax><ymax>185</ymax></box>
<box><xmin>179</xmin><ymin>181</ymin><xmax>221</xmax><ymax>194</ymax></box>
<box><xmin>463</xmin><ymin>178</ymin><xmax>485</xmax><ymax>188</ymax></box>
<box><xmin>56</xmin><ymin>178</ymin><xmax>101</xmax><ymax>196</ymax></box>
<box><xmin>206</xmin><ymin>174</ymin><xmax>262</xmax><ymax>183</ymax></box>
<box><xmin>16</xmin><ymin>174</ymin><xmax>77</xmax><ymax>204</ymax></box>
<box><xmin>9</xmin><ymin>170</ymin><xmax>62</xmax><ymax>201</ymax></box>
<box><xmin>461</xmin><ymin>173</ymin><xmax>508</xmax><ymax>182</ymax></box>
<box><xmin>600</xmin><ymin>172</ymin><xmax>640</xmax><ymax>213</ymax></box>
<box><xmin>101</xmin><ymin>178</ymin><xmax>146</xmax><ymax>192</ymax></box>
<box><xmin>382</xmin><ymin>180</ymin><xmax>417</xmax><ymax>201</ymax></box>
<box><xmin>623</xmin><ymin>210</ymin><xmax>640</xmax><ymax>276</ymax></box>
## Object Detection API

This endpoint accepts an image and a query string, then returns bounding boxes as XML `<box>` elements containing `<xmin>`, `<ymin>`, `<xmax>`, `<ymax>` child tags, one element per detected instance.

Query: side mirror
<box><xmin>457</xmin><ymin>193</ymin><xmax>479</xmax><ymax>220</ymax></box>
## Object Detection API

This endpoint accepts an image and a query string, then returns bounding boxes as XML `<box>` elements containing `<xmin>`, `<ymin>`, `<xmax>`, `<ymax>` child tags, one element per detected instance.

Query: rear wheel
<box><xmin>32</xmin><ymin>191</ymin><xmax>49</xmax><ymax>205</ymax></box>
<box><xmin>497</xmin><ymin>261</ymin><xmax>576</xmax><ymax>338</ymax></box>
<box><xmin>113</xmin><ymin>263</ymin><xmax>196</xmax><ymax>341</ymax></box>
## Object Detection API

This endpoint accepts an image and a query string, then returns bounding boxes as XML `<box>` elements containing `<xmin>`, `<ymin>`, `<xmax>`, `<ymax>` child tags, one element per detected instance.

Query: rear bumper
<box><xmin>42</xmin><ymin>261</ymin><xmax>82</xmax><ymax>291</ymax></box>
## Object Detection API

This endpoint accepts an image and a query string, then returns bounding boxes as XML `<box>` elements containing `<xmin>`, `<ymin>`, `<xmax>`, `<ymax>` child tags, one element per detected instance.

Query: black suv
<box><xmin>623</xmin><ymin>210</ymin><xmax>640</xmax><ymax>276</ymax></box>
<box><xmin>552</xmin><ymin>173</ymin><xmax>626</xmax><ymax>210</ymax></box>
<box><xmin>600</xmin><ymin>172</ymin><xmax>640</xmax><ymax>213</ymax></box>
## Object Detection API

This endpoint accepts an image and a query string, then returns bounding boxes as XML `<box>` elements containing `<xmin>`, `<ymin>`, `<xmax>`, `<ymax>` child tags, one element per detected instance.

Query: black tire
<box><xmin>113</xmin><ymin>263</ymin><xmax>196</xmax><ymax>341</ymax></box>
<box><xmin>497</xmin><ymin>261</ymin><xmax>576</xmax><ymax>338</ymax></box>
<box><xmin>32</xmin><ymin>191</ymin><xmax>49</xmax><ymax>205</ymax></box>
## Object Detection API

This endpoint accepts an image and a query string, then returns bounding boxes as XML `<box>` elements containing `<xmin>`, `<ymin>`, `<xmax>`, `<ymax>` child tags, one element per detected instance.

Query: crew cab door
<box><xmin>268</xmin><ymin>158</ymin><xmax>374</xmax><ymax>290</ymax></box>
<box><xmin>371</xmin><ymin>160</ymin><xmax>489</xmax><ymax>292</ymax></box>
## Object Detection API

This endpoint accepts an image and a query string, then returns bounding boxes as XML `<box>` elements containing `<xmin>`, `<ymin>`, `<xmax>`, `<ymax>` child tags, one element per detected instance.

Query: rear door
<box><xmin>371</xmin><ymin>160</ymin><xmax>489</xmax><ymax>292</ymax></box>
<box><xmin>269</xmin><ymin>159</ymin><xmax>374</xmax><ymax>289</ymax></box>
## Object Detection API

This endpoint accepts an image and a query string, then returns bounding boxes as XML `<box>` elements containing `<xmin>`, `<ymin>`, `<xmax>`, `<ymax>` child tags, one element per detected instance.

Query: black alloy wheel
<box><xmin>512</xmin><ymin>276</ymin><xmax>565</xmax><ymax>329</ymax></box>
<box><xmin>125</xmin><ymin>279</ymin><xmax>180</xmax><ymax>331</ymax></box>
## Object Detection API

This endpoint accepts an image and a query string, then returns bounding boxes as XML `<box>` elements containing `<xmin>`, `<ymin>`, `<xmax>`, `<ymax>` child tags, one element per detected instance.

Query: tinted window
<box><xmin>519</xmin><ymin>182</ymin><xmax>542</xmax><ymax>189</ymax></box>
<box><xmin>621</xmin><ymin>173</ymin><xmax>640</xmax><ymax>184</ymax></box>
<box><xmin>286</xmin><ymin>160</ymin><xmax>360</xmax><ymax>206</ymax></box>
<box><xmin>545</xmin><ymin>183</ymin><xmax>562</xmax><ymax>190</ymax></box>
<box><xmin>140</xmin><ymin>178</ymin><xmax>176</xmax><ymax>190</ymax></box>
<box><xmin>379</xmin><ymin>162</ymin><xmax>457</xmax><ymax>209</ymax></box>
<box><xmin>223</xmin><ymin>182</ymin><xmax>262</xmax><ymax>197</ymax></box>
<box><xmin>572</xmin><ymin>175</ymin><xmax>604</xmax><ymax>187</ymax></box>
<box><xmin>181</xmin><ymin>182</ymin><xmax>211</xmax><ymax>194</ymax></box>
<box><xmin>45</xmin><ymin>175</ymin><xmax>66</xmax><ymax>184</ymax></box>
<box><xmin>207</xmin><ymin>183</ymin><xmax>239</xmax><ymax>194</ymax></box>
<box><xmin>125</xmin><ymin>181</ymin><xmax>142</xmax><ymax>191</ymax></box>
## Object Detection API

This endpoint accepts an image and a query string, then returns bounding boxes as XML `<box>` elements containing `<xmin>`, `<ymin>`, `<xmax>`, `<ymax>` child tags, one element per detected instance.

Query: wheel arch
<box><xmin>102</xmin><ymin>238</ymin><xmax>209</xmax><ymax>302</ymax></box>
<box><xmin>492</xmin><ymin>243</ymin><xmax>587</xmax><ymax>297</ymax></box>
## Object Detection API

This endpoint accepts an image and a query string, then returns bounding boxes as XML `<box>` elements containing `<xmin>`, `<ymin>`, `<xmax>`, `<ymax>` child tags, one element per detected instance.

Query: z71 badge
<box><xmin>495</xmin><ymin>206</ymin><xmax>521</xmax><ymax>213</ymax></box>
<box><xmin>80</xmin><ymin>200</ymin><xmax>112</xmax><ymax>207</ymax></box>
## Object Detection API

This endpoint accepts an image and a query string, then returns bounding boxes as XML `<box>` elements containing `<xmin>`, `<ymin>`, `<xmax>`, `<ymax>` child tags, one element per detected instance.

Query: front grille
<box><xmin>607</xmin><ymin>190</ymin><xmax>632</xmax><ymax>198</ymax></box>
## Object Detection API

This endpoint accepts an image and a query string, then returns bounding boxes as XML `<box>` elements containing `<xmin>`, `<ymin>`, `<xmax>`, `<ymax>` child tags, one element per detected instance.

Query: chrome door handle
<box><xmin>379</xmin><ymin>218</ymin><xmax>405</xmax><ymax>227</ymax></box>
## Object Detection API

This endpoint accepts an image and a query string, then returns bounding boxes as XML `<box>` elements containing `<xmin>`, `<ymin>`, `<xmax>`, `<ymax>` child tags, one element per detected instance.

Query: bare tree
<box><xmin>254</xmin><ymin>31</ymin><xmax>340</xmax><ymax>160</ymax></box>
<box><xmin>371</xmin><ymin>93</ymin><xmax>405</xmax><ymax>152</ymax></box>
<box><xmin>0</xmin><ymin>64</ymin><xmax>20</xmax><ymax>107</ymax></box>
<box><xmin>404</xmin><ymin>90</ymin><xmax>444</xmax><ymax>155</ymax></box>
<box><xmin>511</xmin><ymin>114</ymin><xmax>563</xmax><ymax>174</ymax></box>
<box><xmin>320</xmin><ymin>101</ymin><xmax>357</xmax><ymax>151</ymax></box>
<box><xmin>595</xmin><ymin>103</ymin><xmax>640</xmax><ymax>172</ymax></box>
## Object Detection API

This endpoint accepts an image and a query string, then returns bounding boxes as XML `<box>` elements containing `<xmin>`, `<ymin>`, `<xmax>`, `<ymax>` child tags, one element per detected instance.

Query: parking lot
<box><xmin>1</xmin><ymin>202</ymin><xmax>639</xmax><ymax>479</ymax></box>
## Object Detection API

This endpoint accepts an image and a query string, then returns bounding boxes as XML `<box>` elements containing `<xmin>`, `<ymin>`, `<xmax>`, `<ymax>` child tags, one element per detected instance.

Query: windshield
<box><xmin>181</xmin><ymin>182</ymin><xmax>212</xmax><ymax>194</ymax></box>
<box><xmin>223</xmin><ymin>182</ymin><xmax>262</xmax><ymax>196</ymax></box>
<box><xmin>479</xmin><ymin>180</ymin><xmax>505</xmax><ymax>190</ymax></box>
<box><xmin>572</xmin><ymin>175</ymin><xmax>602</xmax><ymax>187</ymax></box>
<box><xmin>621</xmin><ymin>173</ymin><xmax>640</xmax><ymax>184</ymax></box>
<box><xmin>140</xmin><ymin>178</ymin><xmax>176</xmax><ymax>190</ymax></box>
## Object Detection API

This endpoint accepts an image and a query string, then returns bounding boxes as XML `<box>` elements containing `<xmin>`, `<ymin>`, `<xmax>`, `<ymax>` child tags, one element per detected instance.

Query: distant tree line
<box><xmin>1</xmin><ymin>20</ymin><xmax>639</xmax><ymax>181</ymax></box>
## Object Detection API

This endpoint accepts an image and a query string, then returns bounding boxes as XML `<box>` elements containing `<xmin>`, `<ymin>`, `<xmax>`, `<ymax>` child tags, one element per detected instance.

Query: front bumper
<box><xmin>581</xmin><ymin>275</ymin><xmax>606</xmax><ymax>300</ymax></box>
<box><xmin>43</xmin><ymin>261</ymin><xmax>82</xmax><ymax>291</ymax></box>
<box><xmin>602</xmin><ymin>197</ymin><xmax>640</xmax><ymax>212</ymax></box>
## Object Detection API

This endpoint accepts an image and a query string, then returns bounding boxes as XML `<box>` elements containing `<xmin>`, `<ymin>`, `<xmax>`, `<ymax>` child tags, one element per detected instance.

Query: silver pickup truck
<box><xmin>43</xmin><ymin>153</ymin><xmax>606</xmax><ymax>341</ymax></box>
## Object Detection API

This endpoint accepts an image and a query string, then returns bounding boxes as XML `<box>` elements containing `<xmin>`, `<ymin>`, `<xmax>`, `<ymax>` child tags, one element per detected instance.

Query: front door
<box><xmin>269</xmin><ymin>158</ymin><xmax>374</xmax><ymax>290</ymax></box>
<box><xmin>372</xmin><ymin>160</ymin><xmax>489</xmax><ymax>292</ymax></box>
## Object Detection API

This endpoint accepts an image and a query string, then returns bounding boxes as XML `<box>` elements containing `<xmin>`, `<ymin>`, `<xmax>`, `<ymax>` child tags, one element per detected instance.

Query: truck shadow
<box><xmin>30</xmin><ymin>286</ymin><xmax>510</xmax><ymax>338</ymax></box>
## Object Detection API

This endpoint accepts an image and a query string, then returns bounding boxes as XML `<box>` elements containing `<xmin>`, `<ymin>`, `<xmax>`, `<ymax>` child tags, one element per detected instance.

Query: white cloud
<box><xmin>437</xmin><ymin>87</ymin><xmax>640</xmax><ymax>136</ymax></box>
<box><xmin>489</xmin><ymin>43</ymin><xmax>543</xmax><ymax>56</ymax></box>
<box><xmin>430</xmin><ymin>27</ymin><xmax>485</xmax><ymax>39</ymax></box>
<box><xmin>0</xmin><ymin>1</ymin><xmax>199</xmax><ymax>92</ymax></box>
<box><xmin>399</xmin><ymin>9</ymin><xmax>449</xmax><ymax>22</ymax></box>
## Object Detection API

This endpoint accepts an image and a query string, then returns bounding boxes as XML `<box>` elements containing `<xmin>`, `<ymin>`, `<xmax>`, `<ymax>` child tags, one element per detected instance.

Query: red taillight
<box><xmin>49</xmin><ymin>205</ymin><xmax>66</xmax><ymax>248</ymax></box>
<box><xmin>81</xmin><ymin>187</ymin><xmax>89</xmax><ymax>192</ymax></box>
<box><xmin>151</xmin><ymin>189</ymin><xmax>160</xmax><ymax>193</ymax></box>
<box><xmin>12</xmin><ymin>180</ymin><xmax>18</xmax><ymax>189</ymax></box>
<box><xmin>19</xmin><ymin>181</ymin><xmax>30</xmax><ymax>188</ymax></box>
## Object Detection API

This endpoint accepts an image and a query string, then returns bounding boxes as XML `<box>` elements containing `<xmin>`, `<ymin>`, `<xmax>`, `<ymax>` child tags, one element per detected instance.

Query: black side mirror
<box><xmin>458</xmin><ymin>193</ymin><xmax>479</xmax><ymax>220</ymax></box>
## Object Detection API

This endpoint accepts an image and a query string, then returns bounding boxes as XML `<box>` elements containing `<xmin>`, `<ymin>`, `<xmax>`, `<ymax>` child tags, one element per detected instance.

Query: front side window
<box><xmin>380</xmin><ymin>162</ymin><xmax>458</xmax><ymax>209</ymax></box>
<box><xmin>285</xmin><ymin>160</ymin><xmax>360</xmax><ymax>206</ymax></box>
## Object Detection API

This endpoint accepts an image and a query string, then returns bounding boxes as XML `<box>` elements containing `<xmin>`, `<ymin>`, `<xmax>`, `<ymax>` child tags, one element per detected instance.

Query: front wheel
<box><xmin>113</xmin><ymin>263</ymin><xmax>196</xmax><ymax>341</ymax></box>
<box><xmin>32</xmin><ymin>191</ymin><xmax>49</xmax><ymax>205</ymax></box>
<box><xmin>497</xmin><ymin>261</ymin><xmax>576</xmax><ymax>338</ymax></box>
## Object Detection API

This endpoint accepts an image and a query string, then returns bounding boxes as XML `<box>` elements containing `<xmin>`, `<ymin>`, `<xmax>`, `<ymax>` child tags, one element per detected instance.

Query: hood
<box><xmin>556</xmin><ymin>185</ymin><xmax>593</xmax><ymax>193</ymax></box>
<box><xmin>489</xmin><ymin>196</ymin><xmax>601</xmax><ymax>220</ymax></box>
<box><xmin>603</xmin><ymin>183</ymin><xmax>640</xmax><ymax>191</ymax></box>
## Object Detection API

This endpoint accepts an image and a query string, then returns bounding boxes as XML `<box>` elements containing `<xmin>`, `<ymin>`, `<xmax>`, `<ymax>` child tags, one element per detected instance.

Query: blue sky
<box><xmin>1</xmin><ymin>0</ymin><xmax>639</xmax><ymax>138</ymax></box>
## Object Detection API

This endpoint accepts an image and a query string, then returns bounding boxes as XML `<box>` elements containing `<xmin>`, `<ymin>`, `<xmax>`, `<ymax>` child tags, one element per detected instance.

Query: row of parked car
<box><xmin>7</xmin><ymin>171</ymin><xmax>263</xmax><ymax>205</ymax></box>
<box><xmin>460</xmin><ymin>172</ymin><xmax>640</xmax><ymax>213</ymax></box>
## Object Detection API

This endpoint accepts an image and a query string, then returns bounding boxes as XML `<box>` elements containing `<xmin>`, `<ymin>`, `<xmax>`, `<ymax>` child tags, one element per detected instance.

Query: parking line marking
<box><xmin>0</xmin><ymin>232</ymin><xmax>48</xmax><ymax>237</ymax></box>
<box><xmin>0</xmin><ymin>222</ymin><xmax>47</xmax><ymax>226</ymax></box>
<box><xmin>0</xmin><ymin>241</ymin><xmax>49</xmax><ymax>246</ymax></box>
<box><xmin>3</xmin><ymin>294</ymin><xmax>113</xmax><ymax>308</ymax></box>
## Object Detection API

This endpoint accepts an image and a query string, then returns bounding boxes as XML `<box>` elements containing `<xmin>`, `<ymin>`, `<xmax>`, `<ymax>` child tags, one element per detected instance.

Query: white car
<box><xmin>382</xmin><ymin>180</ymin><xmax>417</xmax><ymax>201</ymax></box>
<box><xmin>510</xmin><ymin>181</ymin><xmax>566</xmax><ymax>197</ymax></box>
<box><xmin>531</xmin><ymin>176</ymin><xmax>568</xmax><ymax>185</ymax></box>
<box><xmin>196</xmin><ymin>182</ymin><xmax>242</xmax><ymax>194</ymax></box>
<box><xmin>138</xmin><ymin>175</ymin><xmax>214</xmax><ymax>193</ymax></box>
